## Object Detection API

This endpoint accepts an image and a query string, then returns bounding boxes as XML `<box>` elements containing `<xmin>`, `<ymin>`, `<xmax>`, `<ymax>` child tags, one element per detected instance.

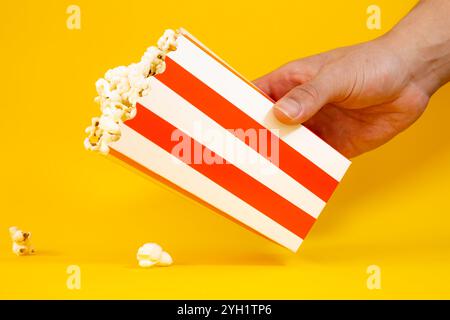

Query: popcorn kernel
<box><xmin>9</xmin><ymin>226</ymin><xmax>35</xmax><ymax>256</ymax></box>
<box><xmin>137</xmin><ymin>243</ymin><xmax>173</xmax><ymax>268</ymax></box>
<box><xmin>84</xmin><ymin>29</ymin><xmax>179</xmax><ymax>155</ymax></box>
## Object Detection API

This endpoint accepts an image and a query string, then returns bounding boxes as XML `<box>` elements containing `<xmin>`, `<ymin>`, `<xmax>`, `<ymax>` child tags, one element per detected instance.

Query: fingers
<box><xmin>253</xmin><ymin>54</ymin><xmax>346</xmax><ymax>125</ymax></box>
<box><xmin>253</xmin><ymin>57</ymin><xmax>323</xmax><ymax>101</ymax></box>
<box><xmin>253</xmin><ymin>75</ymin><xmax>273</xmax><ymax>97</ymax></box>
<box><xmin>274</xmin><ymin>69</ymin><xmax>341</xmax><ymax>124</ymax></box>
<box><xmin>253</xmin><ymin>63</ymin><xmax>302</xmax><ymax>100</ymax></box>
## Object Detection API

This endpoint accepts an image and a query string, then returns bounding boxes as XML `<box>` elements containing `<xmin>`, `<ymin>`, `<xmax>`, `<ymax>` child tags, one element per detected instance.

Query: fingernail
<box><xmin>274</xmin><ymin>98</ymin><xmax>302</xmax><ymax>120</ymax></box>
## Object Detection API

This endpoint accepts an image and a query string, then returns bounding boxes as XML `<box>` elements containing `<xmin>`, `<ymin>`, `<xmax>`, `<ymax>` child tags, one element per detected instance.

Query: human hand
<box><xmin>255</xmin><ymin>38</ymin><xmax>432</xmax><ymax>158</ymax></box>
<box><xmin>254</xmin><ymin>2</ymin><xmax>450</xmax><ymax>158</ymax></box>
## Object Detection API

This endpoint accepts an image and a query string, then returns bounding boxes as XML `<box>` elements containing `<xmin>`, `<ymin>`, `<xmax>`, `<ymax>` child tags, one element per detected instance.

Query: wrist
<box><xmin>377</xmin><ymin>32</ymin><xmax>436</xmax><ymax>96</ymax></box>
<box><xmin>380</xmin><ymin>0</ymin><xmax>450</xmax><ymax>95</ymax></box>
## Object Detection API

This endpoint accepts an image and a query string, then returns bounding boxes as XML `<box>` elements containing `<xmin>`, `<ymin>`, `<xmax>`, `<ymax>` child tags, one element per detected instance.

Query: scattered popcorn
<box><xmin>137</xmin><ymin>243</ymin><xmax>173</xmax><ymax>268</ymax></box>
<box><xmin>139</xmin><ymin>259</ymin><xmax>157</xmax><ymax>268</ymax></box>
<box><xmin>158</xmin><ymin>251</ymin><xmax>174</xmax><ymax>267</ymax></box>
<box><xmin>137</xmin><ymin>242</ymin><xmax>163</xmax><ymax>261</ymax></box>
<box><xmin>9</xmin><ymin>226</ymin><xmax>35</xmax><ymax>256</ymax></box>
<box><xmin>84</xmin><ymin>29</ymin><xmax>180</xmax><ymax>154</ymax></box>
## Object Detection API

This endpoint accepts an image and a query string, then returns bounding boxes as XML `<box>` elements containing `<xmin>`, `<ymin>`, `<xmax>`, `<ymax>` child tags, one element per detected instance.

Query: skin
<box><xmin>254</xmin><ymin>0</ymin><xmax>450</xmax><ymax>158</ymax></box>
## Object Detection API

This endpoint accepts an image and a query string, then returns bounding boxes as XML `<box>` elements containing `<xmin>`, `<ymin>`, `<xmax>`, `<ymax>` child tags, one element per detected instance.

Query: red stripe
<box><xmin>180</xmin><ymin>31</ymin><xmax>276</xmax><ymax>103</ymax></box>
<box><xmin>126</xmin><ymin>103</ymin><xmax>316</xmax><ymax>239</ymax></box>
<box><xmin>156</xmin><ymin>57</ymin><xmax>338</xmax><ymax>202</ymax></box>
<box><xmin>108</xmin><ymin>147</ymin><xmax>282</xmax><ymax>247</ymax></box>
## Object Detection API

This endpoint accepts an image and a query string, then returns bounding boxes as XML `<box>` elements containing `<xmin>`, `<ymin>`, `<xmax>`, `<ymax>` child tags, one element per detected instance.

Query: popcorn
<box><xmin>142</xmin><ymin>47</ymin><xmax>166</xmax><ymax>76</ymax></box>
<box><xmin>158</xmin><ymin>251</ymin><xmax>174</xmax><ymax>267</ymax></box>
<box><xmin>139</xmin><ymin>259</ymin><xmax>157</xmax><ymax>268</ymax></box>
<box><xmin>9</xmin><ymin>226</ymin><xmax>35</xmax><ymax>256</ymax></box>
<box><xmin>84</xmin><ymin>29</ymin><xmax>180</xmax><ymax>154</ymax></box>
<box><xmin>137</xmin><ymin>243</ymin><xmax>173</xmax><ymax>268</ymax></box>
<box><xmin>157</xmin><ymin>29</ymin><xmax>178</xmax><ymax>52</ymax></box>
<box><xmin>84</xmin><ymin>116</ymin><xmax>119</xmax><ymax>155</ymax></box>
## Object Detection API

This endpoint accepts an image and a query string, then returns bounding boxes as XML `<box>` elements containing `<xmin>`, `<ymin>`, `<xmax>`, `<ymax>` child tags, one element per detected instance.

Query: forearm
<box><xmin>382</xmin><ymin>0</ymin><xmax>450</xmax><ymax>94</ymax></box>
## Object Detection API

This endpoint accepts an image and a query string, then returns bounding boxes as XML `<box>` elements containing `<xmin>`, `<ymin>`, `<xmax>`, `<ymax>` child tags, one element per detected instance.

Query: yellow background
<box><xmin>1</xmin><ymin>0</ymin><xmax>449</xmax><ymax>299</ymax></box>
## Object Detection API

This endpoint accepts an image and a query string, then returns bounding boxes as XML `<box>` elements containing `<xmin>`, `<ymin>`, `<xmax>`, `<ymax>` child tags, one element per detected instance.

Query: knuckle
<box><xmin>293</xmin><ymin>83</ymin><xmax>321</xmax><ymax>102</ymax></box>
<box><xmin>284</xmin><ymin>60</ymin><xmax>316</xmax><ymax>85</ymax></box>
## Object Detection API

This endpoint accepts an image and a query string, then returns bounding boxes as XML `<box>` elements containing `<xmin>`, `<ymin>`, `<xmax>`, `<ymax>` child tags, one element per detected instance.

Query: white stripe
<box><xmin>110</xmin><ymin>125</ymin><xmax>303</xmax><ymax>252</ymax></box>
<box><xmin>168</xmin><ymin>34</ymin><xmax>351</xmax><ymax>181</ymax></box>
<box><xmin>139</xmin><ymin>78</ymin><xmax>326</xmax><ymax>218</ymax></box>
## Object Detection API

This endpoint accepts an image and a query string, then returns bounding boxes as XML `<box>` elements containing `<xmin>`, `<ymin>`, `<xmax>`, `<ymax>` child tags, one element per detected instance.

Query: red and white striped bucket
<box><xmin>109</xmin><ymin>29</ymin><xmax>351</xmax><ymax>252</ymax></box>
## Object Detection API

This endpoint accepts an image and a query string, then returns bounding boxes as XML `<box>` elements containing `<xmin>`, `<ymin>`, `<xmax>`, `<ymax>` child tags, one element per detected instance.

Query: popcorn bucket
<box><xmin>88</xmin><ymin>29</ymin><xmax>351</xmax><ymax>252</ymax></box>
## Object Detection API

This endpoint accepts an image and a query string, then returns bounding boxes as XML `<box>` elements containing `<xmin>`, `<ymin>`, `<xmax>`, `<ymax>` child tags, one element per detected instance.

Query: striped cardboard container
<box><xmin>109</xmin><ymin>29</ymin><xmax>351</xmax><ymax>252</ymax></box>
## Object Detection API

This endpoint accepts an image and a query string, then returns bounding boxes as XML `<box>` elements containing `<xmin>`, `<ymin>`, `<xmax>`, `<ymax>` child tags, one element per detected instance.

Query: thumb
<box><xmin>273</xmin><ymin>71</ymin><xmax>340</xmax><ymax>124</ymax></box>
